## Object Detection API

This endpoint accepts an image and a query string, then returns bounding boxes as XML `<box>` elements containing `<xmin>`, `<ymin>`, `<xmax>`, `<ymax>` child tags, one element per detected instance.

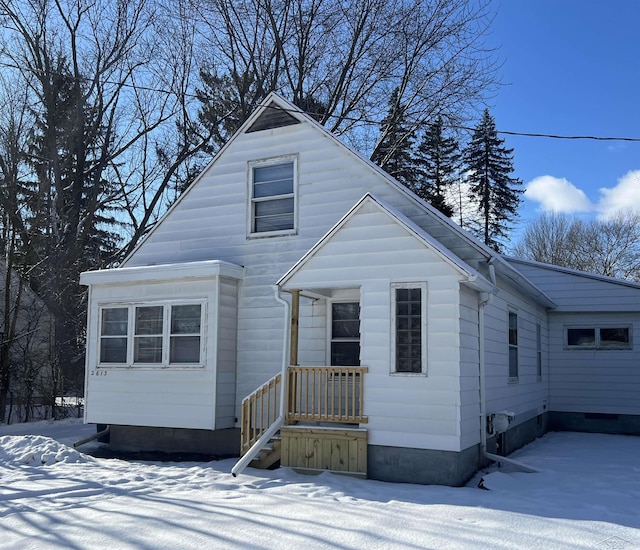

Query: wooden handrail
<box><xmin>240</xmin><ymin>372</ymin><xmax>282</xmax><ymax>456</ymax></box>
<box><xmin>240</xmin><ymin>366</ymin><xmax>367</xmax><ymax>457</ymax></box>
<box><xmin>286</xmin><ymin>366</ymin><xmax>368</xmax><ymax>424</ymax></box>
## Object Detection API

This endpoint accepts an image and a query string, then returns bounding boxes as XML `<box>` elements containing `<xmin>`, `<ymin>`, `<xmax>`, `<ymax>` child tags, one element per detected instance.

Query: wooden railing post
<box><xmin>285</xmin><ymin>366</ymin><xmax>368</xmax><ymax>424</ymax></box>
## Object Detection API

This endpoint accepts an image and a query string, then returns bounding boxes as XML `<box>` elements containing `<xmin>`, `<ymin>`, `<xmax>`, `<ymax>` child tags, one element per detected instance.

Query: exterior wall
<box><xmin>283</xmin><ymin>202</ymin><xmax>467</xmax><ymax>452</ymax></box>
<box><xmin>507</xmin><ymin>259</ymin><xmax>640</xmax><ymax>420</ymax></box>
<box><xmin>483</xmin><ymin>276</ymin><xmax>549</xmax><ymax>431</ymax></box>
<box><xmin>121</xmin><ymin>112</ymin><xmax>486</xmax><ymax>425</ymax></box>
<box><xmin>459</xmin><ymin>285</ymin><xmax>481</xmax><ymax>450</ymax></box>
<box><xmin>507</xmin><ymin>259</ymin><xmax>640</xmax><ymax>313</ymax></box>
<box><xmin>547</xmin><ymin>311</ymin><xmax>640</xmax><ymax>416</ymax></box>
<box><xmin>215</xmin><ymin>277</ymin><xmax>239</xmax><ymax>428</ymax></box>
<box><xmin>85</xmin><ymin>275</ymin><xmax>236</xmax><ymax>430</ymax></box>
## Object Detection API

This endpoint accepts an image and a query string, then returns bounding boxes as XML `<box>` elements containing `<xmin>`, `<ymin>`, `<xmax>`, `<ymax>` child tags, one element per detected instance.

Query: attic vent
<box><xmin>246</xmin><ymin>101</ymin><xmax>300</xmax><ymax>132</ymax></box>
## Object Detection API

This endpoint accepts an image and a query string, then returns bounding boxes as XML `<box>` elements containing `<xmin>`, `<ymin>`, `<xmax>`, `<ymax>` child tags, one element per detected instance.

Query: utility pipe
<box><xmin>231</xmin><ymin>286</ymin><xmax>291</xmax><ymax>477</ymax></box>
<box><xmin>73</xmin><ymin>426</ymin><xmax>110</xmax><ymax>448</ymax></box>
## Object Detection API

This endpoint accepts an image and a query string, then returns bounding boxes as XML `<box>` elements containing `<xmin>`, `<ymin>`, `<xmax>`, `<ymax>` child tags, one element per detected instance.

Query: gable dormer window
<box><xmin>249</xmin><ymin>157</ymin><xmax>297</xmax><ymax>236</ymax></box>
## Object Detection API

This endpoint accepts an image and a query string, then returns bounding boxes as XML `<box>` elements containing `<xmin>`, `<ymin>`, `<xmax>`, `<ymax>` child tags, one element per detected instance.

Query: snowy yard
<box><xmin>1</xmin><ymin>421</ymin><xmax>639</xmax><ymax>549</ymax></box>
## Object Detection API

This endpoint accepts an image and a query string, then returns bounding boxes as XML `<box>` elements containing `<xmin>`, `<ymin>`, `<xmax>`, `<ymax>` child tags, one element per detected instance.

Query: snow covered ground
<box><xmin>1</xmin><ymin>421</ymin><xmax>639</xmax><ymax>549</ymax></box>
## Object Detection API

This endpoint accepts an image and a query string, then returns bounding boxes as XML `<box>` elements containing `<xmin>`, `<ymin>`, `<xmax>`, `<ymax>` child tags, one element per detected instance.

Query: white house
<box><xmin>80</xmin><ymin>94</ymin><xmax>640</xmax><ymax>485</ymax></box>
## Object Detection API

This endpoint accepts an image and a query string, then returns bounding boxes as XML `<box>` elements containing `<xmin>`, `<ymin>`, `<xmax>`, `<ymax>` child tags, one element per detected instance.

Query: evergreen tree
<box><xmin>463</xmin><ymin>109</ymin><xmax>522</xmax><ymax>251</ymax></box>
<box><xmin>414</xmin><ymin>117</ymin><xmax>460</xmax><ymax>217</ymax></box>
<box><xmin>370</xmin><ymin>88</ymin><xmax>417</xmax><ymax>190</ymax></box>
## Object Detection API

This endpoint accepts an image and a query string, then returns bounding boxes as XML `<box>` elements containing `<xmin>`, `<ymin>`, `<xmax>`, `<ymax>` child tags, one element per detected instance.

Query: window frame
<box><xmin>328</xmin><ymin>301</ymin><xmax>361</xmax><ymax>367</ymax></box>
<box><xmin>97</xmin><ymin>300</ymin><xmax>206</xmax><ymax>368</ymax></box>
<box><xmin>390</xmin><ymin>282</ymin><xmax>427</xmax><ymax>375</ymax></box>
<box><xmin>536</xmin><ymin>322</ymin><xmax>542</xmax><ymax>381</ymax></box>
<box><xmin>247</xmin><ymin>155</ymin><xmax>298</xmax><ymax>238</ymax></box>
<box><xmin>508</xmin><ymin>309</ymin><xmax>519</xmax><ymax>382</ymax></box>
<box><xmin>564</xmin><ymin>325</ymin><xmax>632</xmax><ymax>350</ymax></box>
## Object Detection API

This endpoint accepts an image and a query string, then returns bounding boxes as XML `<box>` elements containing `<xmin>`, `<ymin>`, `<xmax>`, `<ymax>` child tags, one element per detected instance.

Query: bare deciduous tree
<box><xmin>512</xmin><ymin>211</ymin><xmax>640</xmax><ymax>282</ymax></box>
<box><xmin>193</xmin><ymin>0</ymin><xmax>498</xmax><ymax>154</ymax></box>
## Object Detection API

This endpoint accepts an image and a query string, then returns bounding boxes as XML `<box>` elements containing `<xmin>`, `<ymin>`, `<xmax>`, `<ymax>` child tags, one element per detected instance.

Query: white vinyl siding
<box><xmin>549</xmin><ymin>313</ymin><xmax>640</xmax><ymax>415</ymax></box>
<box><xmin>483</xmin><ymin>277</ymin><xmax>549</xmax><ymax>428</ymax></box>
<box><xmin>82</xmin><ymin>263</ymin><xmax>241</xmax><ymax>431</ymax></box>
<box><xmin>282</xmin><ymin>200</ymin><xmax>466</xmax><ymax>452</ymax></box>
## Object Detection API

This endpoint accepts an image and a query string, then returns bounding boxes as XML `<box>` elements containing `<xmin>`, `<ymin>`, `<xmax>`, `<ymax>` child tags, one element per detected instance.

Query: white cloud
<box><xmin>525</xmin><ymin>175</ymin><xmax>593</xmax><ymax>213</ymax></box>
<box><xmin>596</xmin><ymin>170</ymin><xmax>640</xmax><ymax>219</ymax></box>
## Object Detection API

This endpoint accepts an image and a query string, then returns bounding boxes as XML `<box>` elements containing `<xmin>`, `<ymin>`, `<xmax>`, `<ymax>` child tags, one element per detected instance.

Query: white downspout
<box><xmin>478</xmin><ymin>269</ymin><xmax>539</xmax><ymax>474</ymax></box>
<box><xmin>231</xmin><ymin>286</ymin><xmax>289</xmax><ymax>477</ymax></box>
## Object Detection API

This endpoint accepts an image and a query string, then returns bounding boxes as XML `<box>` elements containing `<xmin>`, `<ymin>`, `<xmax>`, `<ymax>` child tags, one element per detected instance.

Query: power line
<box><xmin>2</xmin><ymin>61</ymin><xmax>639</xmax><ymax>143</ymax></box>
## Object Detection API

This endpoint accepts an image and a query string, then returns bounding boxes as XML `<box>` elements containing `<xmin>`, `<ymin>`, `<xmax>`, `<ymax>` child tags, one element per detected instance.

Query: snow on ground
<box><xmin>0</xmin><ymin>424</ymin><xmax>639</xmax><ymax>549</ymax></box>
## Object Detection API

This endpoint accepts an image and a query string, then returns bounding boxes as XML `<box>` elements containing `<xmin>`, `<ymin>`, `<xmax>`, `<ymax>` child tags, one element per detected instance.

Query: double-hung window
<box><xmin>330</xmin><ymin>302</ymin><xmax>360</xmax><ymax>366</ymax></box>
<box><xmin>99</xmin><ymin>301</ymin><xmax>205</xmax><ymax>367</ymax></box>
<box><xmin>250</xmin><ymin>158</ymin><xmax>296</xmax><ymax>235</ymax></box>
<box><xmin>536</xmin><ymin>322</ymin><xmax>542</xmax><ymax>379</ymax></box>
<box><xmin>392</xmin><ymin>283</ymin><xmax>426</xmax><ymax>374</ymax></box>
<box><xmin>508</xmin><ymin>311</ymin><xmax>518</xmax><ymax>380</ymax></box>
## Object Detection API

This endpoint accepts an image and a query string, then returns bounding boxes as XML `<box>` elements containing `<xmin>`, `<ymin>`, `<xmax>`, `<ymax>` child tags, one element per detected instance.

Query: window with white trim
<box><xmin>99</xmin><ymin>301</ymin><xmax>205</xmax><ymax>367</ymax></box>
<box><xmin>536</xmin><ymin>322</ymin><xmax>542</xmax><ymax>379</ymax></box>
<box><xmin>508</xmin><ymin>310</ymin><xmax>518</xmax><ymax>380</ymax></box>
<box><xmin>330</xmin><ymin>302</ymin><xmax>360</xmax><ymax>366</ymax></box>
<box><xmin>250</xmin><ymin>159</ymin><xmax>296</xmax><ymax>235</ymax></box>
<box><xmin>565</xmin><ymin>326</ymin><xmax>631</xmax><ymax>350</ymax></box>
<box><xmin>392</xmin><ymin>283</ymin><xmax>426</xmax><ymax>374</ymax></box>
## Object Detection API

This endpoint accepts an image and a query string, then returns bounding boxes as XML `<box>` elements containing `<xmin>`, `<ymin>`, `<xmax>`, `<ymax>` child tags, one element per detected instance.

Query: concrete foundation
<box><xmin>109</xmin><ymin>425</ymin><xmax>240</xmax><ymax>457</ymax></box>
<box><xmin>486</xmin><ymin>413</ymin><xmax>549</xmax><ymax>456</ymax></box>
<box><xmin>367</xmin><ymin>443</ymin><xmax>480</xmax><ymax>487</ymax></box>
<box><xmin>549</xmin><ymin>412</ymin><xmax>640</xmax><ymax>436</ymax></box>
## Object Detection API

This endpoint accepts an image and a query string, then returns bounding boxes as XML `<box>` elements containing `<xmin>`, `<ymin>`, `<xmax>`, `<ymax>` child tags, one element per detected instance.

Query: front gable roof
<box><xmin>119</xmin><ymin>93</ymin><xmax>553</xmax><ymax>308</ymax></box>
<box><xmin>278</xmin><ymin>193</ymin><xmax>493</xmax><ymax>293</ymax></box>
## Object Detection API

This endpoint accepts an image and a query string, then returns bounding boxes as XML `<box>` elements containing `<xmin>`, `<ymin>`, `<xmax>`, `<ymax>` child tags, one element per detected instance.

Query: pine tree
<box><xmin>414</xmin><ymin>117</ymin><xmax>460</xmax><ymax>217</ymax></box>
<box><xmin>463</xmin><ymin>109</ymin><xmax>522</xmax><ymax>251</ymax></box>
<box><xmin>370</xmin><ymin>88</ymin><xmax>417</xmax><ymax>190</ymax></box>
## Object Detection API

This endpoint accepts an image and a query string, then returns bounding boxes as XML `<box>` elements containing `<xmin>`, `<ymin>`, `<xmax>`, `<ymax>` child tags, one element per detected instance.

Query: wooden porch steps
<box><xmin>250</xmin><ymin>434</ymin><xmax>281</xmax><ymax>470</ymax></box>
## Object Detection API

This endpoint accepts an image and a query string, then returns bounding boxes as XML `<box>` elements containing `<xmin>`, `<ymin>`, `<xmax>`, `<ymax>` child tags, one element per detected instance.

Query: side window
<box><xmin>134</xmin><ymin>306</ymin><xmax>164</xmax><ymax>364</ymax></box>
<box><xmin>508</xmin><ymin>311</ymin><xmax>518</xmax><ymax>380</ymax></box>
<box><xmin>170</xmin><ymin>304</ymin><xmax>202</xmax><ymax>363</ymax></box>
<box><xmin>250</xmin><ymin>160</ymin><xmax>296</xmax><ymax>235</ymax></box>
<box><xmin>392</xmin><ymin>284</ymin><xmax>426</xmax><ymax>374</ymax></box>
<box><xmin>566</xmin><ymin>326</ymin><xmax>631</xmax><ymax>350</ymax></box>
<box><xmin>100</xmin><ymin>307</ymin><xmax>128</xmax><ymax>363</ymax></box>
<box><xmin>536</xmin><ymin>322</ymin><xmax>542</xmax><ymax>380</ymax></box>
<box><xmin>330</xmin><ymin>302</ymin><xmax>360</xmax><ymax>366</ymax></box>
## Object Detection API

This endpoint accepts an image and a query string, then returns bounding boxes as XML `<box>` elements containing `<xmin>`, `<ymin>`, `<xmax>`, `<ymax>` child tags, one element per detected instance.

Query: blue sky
<box><xmin>488</xmin><ymin>0</ymin><xmax>640</xmax><ymax>235</ymax></box>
